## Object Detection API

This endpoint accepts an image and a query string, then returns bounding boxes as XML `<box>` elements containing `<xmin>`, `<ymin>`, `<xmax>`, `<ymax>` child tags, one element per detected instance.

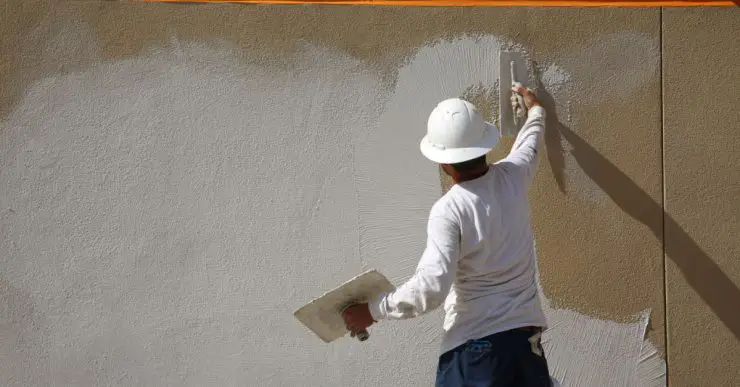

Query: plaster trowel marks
<box><xmin>534</xmin><ymin>254</ymin><xmax>666</xmax><ymax>386</ymax></box>
<box><xmin>355</xmin><ymin>35</ymin><xmax>508</xmax><ymax>277</ymax></box>
<box><xmin>353</xmin><ymin>36</ymin><xmax>510</xmax><ymax>353</ymax></box>
<box><xmin>541</xmin><ymin>300</ymin><xmax>665</xmax><ymax>386</ymax></box>
<box><xmin>363</xmin><ymin>35</ymin><xmax>666</xmax><ymax>385</ymax></box>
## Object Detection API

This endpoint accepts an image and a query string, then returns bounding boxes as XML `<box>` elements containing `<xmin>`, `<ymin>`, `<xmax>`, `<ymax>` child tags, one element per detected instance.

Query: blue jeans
<box><xmin>435</xmin><ymin>327</ymin><xmax>552</xmax><ymax>387</ymax></box>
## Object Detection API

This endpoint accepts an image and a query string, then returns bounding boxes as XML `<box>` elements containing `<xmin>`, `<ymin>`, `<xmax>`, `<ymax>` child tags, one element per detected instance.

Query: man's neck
<box><xmin>453</xmin><ymin>164</ymin><xmax>489</xmax><ymax>184</ymax></box>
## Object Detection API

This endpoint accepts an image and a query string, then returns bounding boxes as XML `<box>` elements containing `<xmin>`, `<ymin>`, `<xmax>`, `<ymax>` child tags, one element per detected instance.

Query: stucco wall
<box><xmin>0</xmin><ymin>2</ymin><xmax>737</xmax><ymax>386</ymax></box>
<box><xmin>663</xmin><ymin>7</ymin><xmax>740</xmax><ymax>386</ymax></box>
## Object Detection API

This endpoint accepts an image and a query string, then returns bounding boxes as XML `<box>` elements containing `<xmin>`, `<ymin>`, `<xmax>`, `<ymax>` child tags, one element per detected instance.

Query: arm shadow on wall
<box><xmin>535</xmin><ymin>81</ymin><xmax>740</xmax><ymax>340</ymax></box>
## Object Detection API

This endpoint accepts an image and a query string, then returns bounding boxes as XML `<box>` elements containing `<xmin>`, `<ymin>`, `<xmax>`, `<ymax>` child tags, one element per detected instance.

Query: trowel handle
<box><xmin>356</xmin><ymin>329</ymin><xmax>369</xmax><ymax>341</ymax></box>
<box><xmin>342</xmin><ymin>304</ymin><xmax>370</xmax><ymax>342</ymax></box>
<box><xmin>510</xmin><ymin>61</ymin><xmax>517</xmax><ymax>84</ymax></box>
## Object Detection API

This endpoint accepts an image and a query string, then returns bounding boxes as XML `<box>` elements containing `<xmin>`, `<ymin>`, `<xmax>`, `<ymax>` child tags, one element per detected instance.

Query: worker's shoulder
<box><xmin>490</xmin><ymin>158</ymin><xmax>516</xmax><ymax>172</ymax></box>
<box><xmin>490</xmin><ymin>159</ymin><xmax>526</xmax><ymax>185</ymax></box>
<box><xmin>429</xmin><ymin>185</ymin><xmax>471</xmax><ymax>220</ymax></box>
<box><xmin>431</xmin><ymin>190</ymin><xmax>456</xmax><ymax>211</ymax></box>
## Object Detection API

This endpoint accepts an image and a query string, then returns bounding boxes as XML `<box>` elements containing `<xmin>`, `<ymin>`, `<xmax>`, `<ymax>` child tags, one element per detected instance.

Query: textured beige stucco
<box><xmin>0</xmin><ymin>1</ymin><xmax>736</xmax><ymax>386</ymax></box>
<box><xmin>663</xmin><ymin>8</ymin><xmax>740</xmax><ymax>386</ymax></box>
<box><xmin>0</xmin><ymin>2</ymin><xmax>657</xmax><ymax>120</ymax></box>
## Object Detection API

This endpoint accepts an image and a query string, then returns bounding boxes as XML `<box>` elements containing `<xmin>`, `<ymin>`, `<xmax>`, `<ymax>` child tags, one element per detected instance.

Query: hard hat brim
<box><xmin>419</xmin><ymin>122</ymin><xmax>500</xmax><ymax>164</ymax></box>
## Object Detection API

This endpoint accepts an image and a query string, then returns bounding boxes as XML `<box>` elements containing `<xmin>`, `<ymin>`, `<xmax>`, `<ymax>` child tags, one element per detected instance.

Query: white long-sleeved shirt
<box><xmin>369</xmin><ymin>106</ymin><xmax>548</xmax><ymax>355</ymax></box>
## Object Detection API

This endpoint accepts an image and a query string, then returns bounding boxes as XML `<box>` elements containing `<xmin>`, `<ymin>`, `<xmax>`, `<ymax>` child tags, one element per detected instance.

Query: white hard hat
<box><xmin>420</xmin><ymin>98</ymin><xmax>500</xmax><ymax>164</ymax></box>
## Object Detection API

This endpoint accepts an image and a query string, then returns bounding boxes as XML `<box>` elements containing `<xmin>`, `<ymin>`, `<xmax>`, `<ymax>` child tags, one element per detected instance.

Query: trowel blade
<box><xmin>499</xmin><ymin>51</ymin><xmax>530</xmax><ymax>137</ymax></box>
<box><xmin>293</xmin><ymin>269</ymin><xmax>394</xmax><ymax>343</ymax></box>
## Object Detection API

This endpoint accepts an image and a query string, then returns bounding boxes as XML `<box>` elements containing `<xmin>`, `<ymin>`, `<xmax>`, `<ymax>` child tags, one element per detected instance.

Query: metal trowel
<box><xmin>499</xmin><ymin>51</ymin><xmax>531</xmax><ymax>136</ymax></box>
<box><xmin>294</xmin><ymin>269</ymin><xmax>394</xmax><ymax>343</ymax></box>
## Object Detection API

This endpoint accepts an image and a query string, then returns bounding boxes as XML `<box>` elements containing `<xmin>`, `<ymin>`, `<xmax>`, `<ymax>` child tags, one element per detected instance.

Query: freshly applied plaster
<box><xmin>0</xmin><ymin>35</ymin><xmax>407</xmax><ymax>386</ymax></box>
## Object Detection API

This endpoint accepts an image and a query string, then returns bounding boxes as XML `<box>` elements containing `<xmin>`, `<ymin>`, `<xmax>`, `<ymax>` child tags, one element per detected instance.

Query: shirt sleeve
<box><xmin>502</xmin><ymin>106</ymin><xmax>546</xmax><ymax>186</ymax></box>
<box><xmin>368</xmin><ymin>213</ymin><xmax>460</xmax><ymax>321</ymax></box>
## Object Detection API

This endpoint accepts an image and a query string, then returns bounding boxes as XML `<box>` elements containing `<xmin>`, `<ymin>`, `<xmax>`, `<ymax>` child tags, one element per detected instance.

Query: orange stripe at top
<box><xmin>141</xmin><ymin>0</ymin><xmax>738</xmax><ymax>6</ymax></box>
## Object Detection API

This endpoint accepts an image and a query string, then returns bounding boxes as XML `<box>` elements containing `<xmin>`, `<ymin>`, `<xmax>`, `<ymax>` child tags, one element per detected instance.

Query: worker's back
<box><xmin>434</xmin><ymin>159</ymin><xmax>547</xmax><ymax>355</ymax></box>
<box><xmin>354</xmin><ymin>97</ymin><xmax>550</xmax><ymax>387</ymax></box>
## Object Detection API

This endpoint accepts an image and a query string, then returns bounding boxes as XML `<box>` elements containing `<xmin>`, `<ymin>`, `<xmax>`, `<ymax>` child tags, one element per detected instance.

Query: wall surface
<box><xmin>663</xmin><ymin>7</ymin><xmax>740</xmax><ymax>386</ymax></box>
<box><xmin>0</xmin><ymin>2</ymin><xmax>737</xmax><ymax>386</ymax></box>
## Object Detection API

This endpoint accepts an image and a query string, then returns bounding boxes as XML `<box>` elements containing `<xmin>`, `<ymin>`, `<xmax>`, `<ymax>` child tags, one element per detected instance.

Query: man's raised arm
<box><xmin>502</xmin><ymin>85</ymin><xmax>546</xmax><ymax>186</ymax></box>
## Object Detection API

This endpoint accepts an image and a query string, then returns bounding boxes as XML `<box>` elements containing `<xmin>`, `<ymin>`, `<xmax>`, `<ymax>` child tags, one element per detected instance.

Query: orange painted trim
<box><xmin>141</xmin><ymin>0</ymin><xmax>738</xmax><ymax>6</ymax></box>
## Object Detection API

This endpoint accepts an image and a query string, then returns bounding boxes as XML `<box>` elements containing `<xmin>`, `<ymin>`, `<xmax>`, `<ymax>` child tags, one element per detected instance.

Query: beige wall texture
<box><xmin>663</xmin><ymin>8</ymin><xmax>740</xmax><ymax>385</ymax></box>
<box><xmin>0</xmin><ymin>2</ymin><xmax>738</xmax><ymax>386</ymax></box>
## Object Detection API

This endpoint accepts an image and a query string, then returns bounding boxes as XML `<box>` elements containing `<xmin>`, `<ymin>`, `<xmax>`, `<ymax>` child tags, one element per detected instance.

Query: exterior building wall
<box><xmin>0</xmin><ymin>2</ymin><xmax>737</xmax><ymax>386</ymax></box>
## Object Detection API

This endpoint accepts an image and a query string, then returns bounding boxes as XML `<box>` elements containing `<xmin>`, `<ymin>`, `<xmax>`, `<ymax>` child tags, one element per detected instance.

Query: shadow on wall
<box><xmin>536</xmin><ymin>73</ymin><xmax>740</xmax><ymax>340</ymax></box>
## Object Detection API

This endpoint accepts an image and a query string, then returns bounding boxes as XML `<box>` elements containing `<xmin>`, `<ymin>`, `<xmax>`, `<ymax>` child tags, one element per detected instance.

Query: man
<box><xmin>343</xmin><ymin>85</ymin><xmax>551</xmax><ymax>387</ymax></box>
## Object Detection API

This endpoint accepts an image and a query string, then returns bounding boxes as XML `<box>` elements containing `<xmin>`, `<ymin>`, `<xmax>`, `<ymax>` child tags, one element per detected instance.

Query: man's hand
<box><xmin>342</xmin><ymin>303</ymin><xmax>375</xmax><ymax>337</ymax></box>
<box><xmin>511</xmin><ymin>83</ymin><xmax>541</xmax><ymax>111</ymax></box>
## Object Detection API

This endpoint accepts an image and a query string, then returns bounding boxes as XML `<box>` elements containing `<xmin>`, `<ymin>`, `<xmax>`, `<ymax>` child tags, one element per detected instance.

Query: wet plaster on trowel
<box><xmin>400</xmin><ymin>36</ymin><xmax>665</xmax><ymax>385</ymax></box>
